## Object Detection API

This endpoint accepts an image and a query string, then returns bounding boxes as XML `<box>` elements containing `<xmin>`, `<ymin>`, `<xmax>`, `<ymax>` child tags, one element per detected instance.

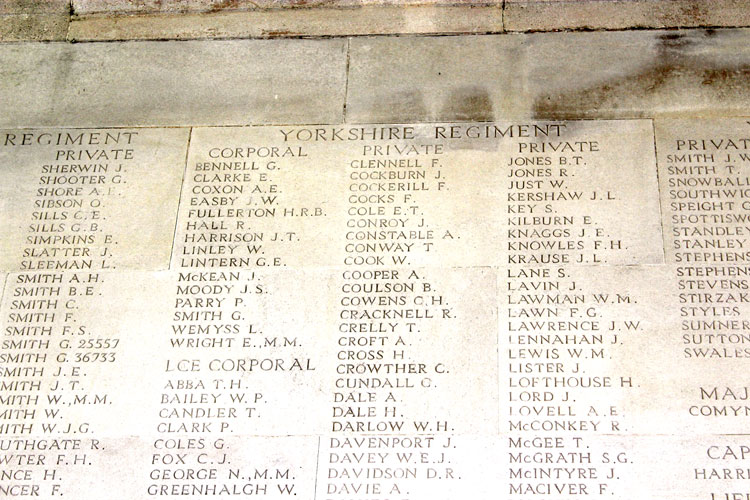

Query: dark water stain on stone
<box><xmin>439</xmin><ymin>86</ymin><xmax>494</xmax><ymax>122</ymax></box>
<box><xmin>700</xmin><ymin>67</ymin><xmax>750</xmax><ymax>97</ymax></box>
<box><xmin>675</xmin><ymin>1</ymin><xmax>709</xmax><ymax>26</ymax></box>
<box><xmin>208</xmin><ymin>0</ymin><xmax>242</xmax><ymax>13</ymax></box>
<box><xmin>532</xmin><ymin>30</ymin><xmax>750</xmax><ymax>120</ymax></box>
<box><xmin>366</xmin><ymin>89</ymin><xmax>429</xmax><ymax>123</ymax></box>
<box><xmin>262</xmin><ymin>30</ymin><xmax>297</xmax><ymax>37</ymax></box>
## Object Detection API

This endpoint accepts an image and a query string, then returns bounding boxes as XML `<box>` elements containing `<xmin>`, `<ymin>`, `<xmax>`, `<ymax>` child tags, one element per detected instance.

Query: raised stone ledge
<box><xmin>0</xmin><ymin>38</ymin><xmax>347</xmax><ymax>127</ymax></box>
<box><xmin>2</xmin><ymin>0</ymin><xmax>750</xmax><ymax>41</ymax></box>
<box><xmin>71</xmin><ymin>0</ymin><xmax>504</xmax><ymax>15</ymax></box>
<box><xmin>1</xmin><ymin>28</ymin><xmax>747</xmax><ymax>128</ymax></box>
<box><xmin>505</xmin><ymin>0</ymin><xmax>750</xmax><ymax>32</ymax></box>
<box><xmin>67</xmin><ymin>5</ymin><xmax>505</xmax><ymax>41</ymax></box>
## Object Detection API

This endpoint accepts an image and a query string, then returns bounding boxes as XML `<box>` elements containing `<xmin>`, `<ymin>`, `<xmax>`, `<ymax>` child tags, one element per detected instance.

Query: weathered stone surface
<box><xmin>68</xmin><ymin>4</ymin><xmax>504</xmax><ymax>40</ymax></box>
<box><xmin>2</xmin><ymin>15</ymin><xmax>750</xmax><ymax>500</ymax></box>
<box><xmin>0</xmin><ymin>0</ymin><xmax>70</xmax><ymax>14</ymax></box>
<box><xmin>0</xmin><ymin>1</ymin><xmax>70</xmax><ymax>41</ymax></box>
<box><xmin>72</xmin><ymin>0</ymin><xmax>502</xmax><ymax>15</ymax></box>
<box><xmin>505</xmin><ymin>0</ymin><xmax>750</xmax><ymax>32</ymax></box>
<box><xmin>347</xmin><ymin>29</ymin><xmax>750</xmax><ymax>122</ymax></box>
<box><xmin>347</xmin><ymin>35</ymin><xmax>524</xmax><ymax>123</ymax></box>
<box><xmin>0</xmin><ymin>39</ymin><xmax>346</xmax><ymax>127</ymax></box>
<box><xmin>0</xmin><ymin>0</ymin><xmax>746</xmax><ymax>42</ymax></box>
<box><xmin>0</xmin><ymin>0</ymin><xmax>748</xmax><ymax>42</ymax></box>
<box><xmin>529</xmin><ymin>29</ymin><xmax>750</xmax><ymax>119</ymax></box>
<box><xmin>0</xmin><ymin>13</ymin><xmax>69</xmax><ymax>41</ymax></box>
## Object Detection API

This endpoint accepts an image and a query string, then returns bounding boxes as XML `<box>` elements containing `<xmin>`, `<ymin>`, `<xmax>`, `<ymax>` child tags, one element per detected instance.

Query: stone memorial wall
<box><xmin>0</xmin><ymin>24</ymin><xmax>749</xmax><ymax>500</ymax></box>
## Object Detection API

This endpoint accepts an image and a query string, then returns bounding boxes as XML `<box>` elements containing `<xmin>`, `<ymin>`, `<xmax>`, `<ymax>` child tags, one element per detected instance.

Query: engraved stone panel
<box><xmin>654</xmin><ymin>117</ymin><xmax>750</xmax><ymax>429</ymax></box>
<box><xmin>3</xmin><ymin>9</ymin><xmax>750</xmax><ymax>488</ymax></box>
<box><xmin>1</xmin><ymin>116</ymin><xmax>722</xmax><ymax>500</ymax></box>
<box><xmin>0</xmin><ymin>128</ymin><xmax>190</xmax><ymax>273</ymax></box>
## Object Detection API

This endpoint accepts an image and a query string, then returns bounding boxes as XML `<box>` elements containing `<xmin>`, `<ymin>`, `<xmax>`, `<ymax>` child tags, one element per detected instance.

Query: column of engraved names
<box><xmin>498</xmin><ymin>121</ymin><xmax>658</xmax><ymax>499</ymax></box>
<box><xmin>661</xmin><ymin>126</ymin><xmax>750</xmax><ymax>358</ymax></box>
<box><xmin>323</xmin><ymin>125</ymin><xmax>462</xmax><ymax>500</ymax></box>
<box><xmin>156</xmin><ymin>129</ymin><xmax>325</xmax><ymax>497</ymax></box>
<box><xmin>656</xmin><ymin>118</ymin><xmax>750</xmax><ymax>500</ymax></box>
<box><xmin>0</xmin><ymin>129</ymin><xmax>183</xmax><ymax>498</ymax></box>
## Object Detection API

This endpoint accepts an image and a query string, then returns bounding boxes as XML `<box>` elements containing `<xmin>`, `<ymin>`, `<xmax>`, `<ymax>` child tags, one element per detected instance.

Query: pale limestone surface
<box><xmin>68</xmin><ymin>4</ymin><xmax>504</xmax><ymax>40</ymax></box>
<box><xmin>2</xmin><ymin>119</ymin><xmax>748</xmax><ymax>498</ymax></box>
<box><xmin>1</xmin><ymin>23</ymin><xmax>750</xmax><ymax>500</ymax></box>
<box><xmin>0</xmin><ymin>1</ymin><xmax>70</xmax><ymax>13</ymax></box>
<box><xmin>527</xmin><ymin>29</ymin><xmax>750</xmax><ymax>119</ymax></box>
<box><xmin>0</xmin><ymin>13</ymin><xmax>68</xmax><ymax>41</ymax></box>
<box><xmin>72</xmin><ymin>0</ymin><xmax>504</xmax><ymax>14</ymax></box>
<box><xmin>0</xmin><ymin>39</ymin><xmax>347</xmax><ymax>127</ymax></box>
<box><xmin>654</xmin><ymin>117</ymin><xmax>750</xmax><ymax>263</ymax></box>
<box><xmin>651</xmin><ymin>117</ymin><xmax>750</xmax><ymax>443</ymax></box>
<box><xmin>347</xmin><ymin>35</ymin><xmax>525</xmax><ymax>123</ymax></box>
<box><xmin>2</xmin><ymin>29</ymin><xmax>747</xmax><ymax>129</ymax></box>
<box><xmin>178</xmin><ymin>122</ymin><xmax>661</xmax><ymax>269</ymax></box>
<box><xmin>0</xmin><ymin>128</ymin><xmax>189</xmax><ymax>273</ymax></box>
<box><xmin>0</xmin><ymin>0</ymin><xmax>70</xmax><ymax>40</ymax></box>
<box><xmin>2</xmin><ymin>0</ymin><xmax>750</xmax><ymax>42</ymax></box>
<box><xmin>506</xmin><ymin>0</ymin><xmax>750</xmax><ymax>31</ymax></box>
<box><xmin>347</xmin><ymin>29</ymin><xmax>750</xmax><ymax>123</ymax></box>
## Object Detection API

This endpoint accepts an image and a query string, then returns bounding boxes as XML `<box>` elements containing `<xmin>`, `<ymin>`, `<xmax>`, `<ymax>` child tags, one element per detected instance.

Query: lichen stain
<box><xmin>439</xmin><ymin>86</ymin><xmax>494</xmax><ymax>122</ymax></box>
<box><xmin>533</xmin><ymin>30</ymin><xmax>750</xmax><ymax>120</ymax></box>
